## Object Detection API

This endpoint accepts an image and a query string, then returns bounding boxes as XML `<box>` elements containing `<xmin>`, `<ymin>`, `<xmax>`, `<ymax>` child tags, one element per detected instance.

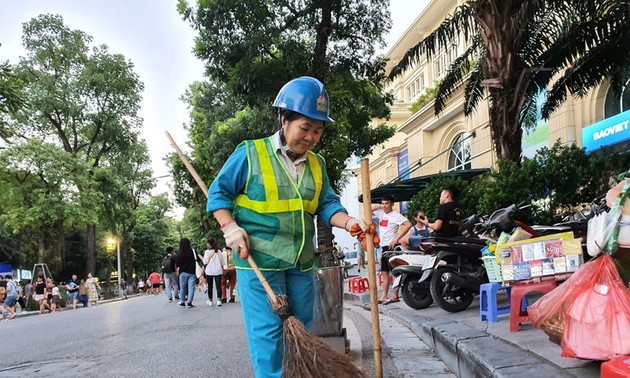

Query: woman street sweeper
<box><xmin>207</xmin><ymin>76</ymin><xmax>366</xmax><ymax>377</ymax></box>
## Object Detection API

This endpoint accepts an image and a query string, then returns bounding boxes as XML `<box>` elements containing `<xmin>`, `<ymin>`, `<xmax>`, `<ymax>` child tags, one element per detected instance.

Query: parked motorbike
<box><xmin>419</xmin><ymin>204</ymin><xmax>544</xmax><ymax>313</ymax></box>
<box><xmin>390</xmin><ymin>214</ymin><xmax>482</xmax><ymax>310</ymax></box>
<box><xmin>389</xmin><ymin>247</ymin><xmax>434</xmax><ymax>309</ymax></box>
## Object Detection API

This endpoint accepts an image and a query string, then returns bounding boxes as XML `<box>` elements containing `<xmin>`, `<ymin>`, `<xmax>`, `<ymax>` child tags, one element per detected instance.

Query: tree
<box><xmin>0</xmin><ymin>61</ymin><xmax>26</xmax><ymax>142</ymax></box>
<box><xmin>0</xmin><ymin>140</ymin><xmax>96</xmax><ymax>275</ymax></box>
<box><xmin>178</xmin><ymin>0</ymin><xmax>396</xmax><ymax>250</ymax></box>
<box><xmin>389</xmin><ymin>0</ymin><xmax>630</xmax><ymax>162</ymax></box>
<box><xmin>9</xmin><ymin>14</ymin><xmax>145</xmax><ymax>274</ymax></box>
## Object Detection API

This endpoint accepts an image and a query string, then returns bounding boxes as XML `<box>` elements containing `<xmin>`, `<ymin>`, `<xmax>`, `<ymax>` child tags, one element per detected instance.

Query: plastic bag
<box><xmin>529</xmin><ymin>255</ymin><xmax>602</xmax><ymax>334</ymax></box>
<box><xmin>587</xmin><ymin>208</ymin><xmax>622</xmax><ymax>257</ymax></box>
<box><xmin>561</xmin><ymin>254</ymin><xmax>630</xmax><ymax>360</ymax></box>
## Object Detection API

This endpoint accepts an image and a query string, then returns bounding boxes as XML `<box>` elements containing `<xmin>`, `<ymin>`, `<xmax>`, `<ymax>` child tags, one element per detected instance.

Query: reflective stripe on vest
<box><xmin>234</xmin><ymin>139</ymin><xmax>322</xmax><ymax>215</ymax></box>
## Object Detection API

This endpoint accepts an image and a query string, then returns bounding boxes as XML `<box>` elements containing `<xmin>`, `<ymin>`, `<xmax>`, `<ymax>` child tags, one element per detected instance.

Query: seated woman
<box><xmin>400</xmin><ymin>209</ymin><xmax>431</xmax><ymax>250</ymax></box>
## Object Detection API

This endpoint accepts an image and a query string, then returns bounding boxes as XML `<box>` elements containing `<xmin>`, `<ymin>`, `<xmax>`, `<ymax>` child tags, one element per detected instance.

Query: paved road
<box><xmin>0</xmin><ymin>293</ymin><xmax>252</xmax><ymax>377</ymax></box>
<box><xmin>0</xmin><ymin>290</ymin><xmax>454</xmax><ymax>377</ymax></box>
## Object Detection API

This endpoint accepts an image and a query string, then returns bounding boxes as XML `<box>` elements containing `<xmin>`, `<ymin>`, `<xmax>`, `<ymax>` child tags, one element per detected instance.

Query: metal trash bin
<box><xmin>311</xmin><ymin>266</ymin><xmax>344</xmax><ymax>337</ymax></box>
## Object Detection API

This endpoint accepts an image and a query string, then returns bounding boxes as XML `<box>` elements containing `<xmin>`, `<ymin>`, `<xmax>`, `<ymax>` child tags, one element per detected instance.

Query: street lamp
<box><xmin>108</xmin><ymin>238</ymin><xmax>122</xmax><ymax>298</ymax></box>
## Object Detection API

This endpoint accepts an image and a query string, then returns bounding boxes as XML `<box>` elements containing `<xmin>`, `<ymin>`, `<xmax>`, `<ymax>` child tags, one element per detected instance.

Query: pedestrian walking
<box><xmin>66</xmin><ymin>274</ymin><xmax>80</xmax><ymax>309</ymax></box>
<box><xmin>148</xmin><ymin>271</ymin><xmax>161</xmax><ymax>295</ymax></box>
<box><xmin>119</xmin><ymin>279</ymin><xmax>128</xmax><ymax>299</ymax></box>
<box><xmin>33</xmin><ymin>275</ymin><xmax>49</xmax><ymax>314</ymax></box>
<box><xmin>86</xmin><ymin>273</ymin><xmax>100</xmax><ymax>306</ymax></box>
<box><xmin>176</xmin><ymin>237</ymin><xmax>199</xmax><ymax>308</ymax></box>
<box><xmin>207</xmin><ymin>76</ymin><xmax>365</xmax><ymax>377</ymax></box>
<box><xmin>78</xmin><ymin>279</ymin><xmax>89</xmax><ymax>307</ymax></box>
<box><xmin>221</xmin><ymin>246</ymin><xmax>237</xmax><ymax>303</ymax></box>
<box><xmin>162</xmin><ymin>246</ymin><xmax>179</xmax><ymax>302</ymax></box>
<box><xmin>145</xmin><ymin>277</ymin><xmax>153</xmax><ymax>294</ymax></box>
<box><xmin>203</xmin><ymin>237</ymin><xmax>224</xmax><ymax>307</ymax></box>
<box><xmin>137</xmin><ymin>278</ymin><xmax>145</xmax><ymax>294</ymax></box>
<box><xmin>50</xmin><ymin>284</ymin><xmax>63</xmax><ymax>312</ymax></box>
<box><xmin>2</xmin><ymin>275</ymin><xmax>18</xmax><ymax>320</ymax></box>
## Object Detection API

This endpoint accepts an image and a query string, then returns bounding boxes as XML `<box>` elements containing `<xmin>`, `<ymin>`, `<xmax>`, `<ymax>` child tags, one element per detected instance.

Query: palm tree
<box><xmin>389</xmin><ymin>0</ymin><xmax>630</xmax><ymax>162</ymax></box>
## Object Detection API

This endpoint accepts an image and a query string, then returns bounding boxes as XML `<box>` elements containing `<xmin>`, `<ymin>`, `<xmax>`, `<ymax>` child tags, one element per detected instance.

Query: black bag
<box><xmin>162</xmin><ymin>256</ymin><xmax>173</xmax><ymax>273</ymax></box>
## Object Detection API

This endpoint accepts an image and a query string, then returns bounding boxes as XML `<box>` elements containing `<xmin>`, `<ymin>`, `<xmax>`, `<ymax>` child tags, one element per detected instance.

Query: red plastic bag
<box><xmin>528</xmin><ymin>256</ymin><xmax>601</xmax><ymax>329</ymax></box>
<box><xmin>561</xmin><ymin>254</ymin><xmax>630</xmax><ymax>360</ymax></box>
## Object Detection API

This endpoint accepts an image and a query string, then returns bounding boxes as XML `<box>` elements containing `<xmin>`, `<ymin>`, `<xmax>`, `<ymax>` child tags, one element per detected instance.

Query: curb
<box><xmin>344</xmin><ymin>292</ymin><xmax>576</xmax><ymax>378</ymax></box>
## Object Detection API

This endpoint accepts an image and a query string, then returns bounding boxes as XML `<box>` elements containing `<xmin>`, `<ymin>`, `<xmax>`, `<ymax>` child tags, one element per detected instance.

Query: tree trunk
<box><xmin>313</xmin><ymin>3</ymin><xmax>332</xmax><ymax>80</ymax></box>
<box><xmin>86</xmin><ymin>224</ymin><xmax>97</xmax><ymax>276</ymax></box>
<box><xmin>475</xmin><ymin>1</ymin><xmax>530</xmax><ymax>163</ymax></box>
<box><xmin>37</xmin><ymin>232</ymin><xmax>45</xmax><ymax>263</ymax></box>
<box><xmin>55</xmin><ymin>219</ymin><xmax>65</xmax><ymax>274</ymax></box>
<box><xmin>316</xmin><ymin>217</ymin><xmax>336</xmax><ymax>267</ymax></box>
<box><xmin>488</xmin><ymin>90</ymin><xmax>523</xmax><ymax>162</ymax></box>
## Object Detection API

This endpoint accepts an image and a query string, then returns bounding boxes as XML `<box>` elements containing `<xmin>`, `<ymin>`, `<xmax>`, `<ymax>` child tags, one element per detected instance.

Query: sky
<box><xmin>0</xmin><ymin>0</ymin><xmax>428</xmax><ymax>222</ymax></box>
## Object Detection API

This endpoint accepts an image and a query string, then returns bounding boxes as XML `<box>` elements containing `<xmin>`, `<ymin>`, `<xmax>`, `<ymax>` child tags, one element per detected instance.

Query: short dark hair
<box><xmin>166</xmin><ymin>246</ymin><xmax>174</xmax><ymax>254</ymax></box>
<box><xmin>444</xmin><ymin>186</ymin><xmax>460</xmax><ymax>201</ymax></box>
<box><xmin>382</xmin><ymin>194</ymin><xmax>395</xmax><ymax>203</ymax></box>
<box><xmin>4</xmin><ymin>274</ymin><xmax>12</xmax><ymax>280</ymax></box>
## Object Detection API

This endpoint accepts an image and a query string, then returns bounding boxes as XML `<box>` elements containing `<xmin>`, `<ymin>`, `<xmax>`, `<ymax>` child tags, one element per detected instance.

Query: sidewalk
<box><xmin>11</xmin><ymin>294</ymin><xmax>134</xmax><ymax>319</ymax></box>
<box><xmin>344</xmin><ymin>273</ymin><xmax>602</xmax><ymax>378</ymax></box>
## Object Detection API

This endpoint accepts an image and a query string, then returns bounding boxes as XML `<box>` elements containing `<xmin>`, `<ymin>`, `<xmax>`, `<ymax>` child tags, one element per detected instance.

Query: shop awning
<box><xmin>358</xmin><ymin>168</ymin><xmax>490</xmax><ymax>203</ymax></box>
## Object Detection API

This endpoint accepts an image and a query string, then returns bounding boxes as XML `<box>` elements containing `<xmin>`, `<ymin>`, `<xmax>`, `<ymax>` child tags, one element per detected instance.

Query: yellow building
<box><xmin>358</xmin><ymin>0</ymin><xmax>630</xmax><ymax>215</ymax></box>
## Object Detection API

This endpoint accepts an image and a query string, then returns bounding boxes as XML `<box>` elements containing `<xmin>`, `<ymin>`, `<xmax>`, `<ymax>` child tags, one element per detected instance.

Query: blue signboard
<box><xmin>582</xmin><ymin>109</ymin><xmax>630</xmax><ymax>153</ymax></box>
<box><xmin>397</xmin><ymin>149</ymin><xmax>410</xmax><ymax>180</ymax></box>
<box><xmin>397</xmin><ymin>150</ymin><xmax>410</xmax><ymax>213</ymax></box>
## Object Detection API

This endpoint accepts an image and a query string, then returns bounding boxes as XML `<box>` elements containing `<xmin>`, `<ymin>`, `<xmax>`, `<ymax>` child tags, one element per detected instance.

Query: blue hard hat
<box><xmin>273</xmin><ymin>76</ymin><xmax>334</xmax><ymax>123</ymax></box>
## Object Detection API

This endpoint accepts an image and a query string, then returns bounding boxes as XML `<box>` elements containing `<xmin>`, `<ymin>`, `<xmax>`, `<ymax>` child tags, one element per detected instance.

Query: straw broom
<box><xmin>165</xmin><ymin>131</ymin><xmax>367</xmax><ymax>378</ymax></box>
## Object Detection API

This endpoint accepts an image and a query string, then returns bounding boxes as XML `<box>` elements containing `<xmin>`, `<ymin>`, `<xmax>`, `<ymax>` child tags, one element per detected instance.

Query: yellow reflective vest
<box><xmin>233</xmin><ymin>138</ymin><xmax>323</xmax><ymax>271</ymax></box>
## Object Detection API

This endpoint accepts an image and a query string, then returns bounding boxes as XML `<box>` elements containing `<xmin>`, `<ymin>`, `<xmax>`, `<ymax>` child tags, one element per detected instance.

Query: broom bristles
<box><xmin>272</xmin><ymin>296</ymin><xmax>368</xmax><ymax>378</ymax></box>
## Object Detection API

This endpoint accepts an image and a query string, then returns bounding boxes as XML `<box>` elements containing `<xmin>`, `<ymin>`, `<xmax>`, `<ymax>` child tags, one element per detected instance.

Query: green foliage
<box><xmin>474</xmin><ymin>159</ymin><xmax>540</xmax><ymax>218</ymax></box>
<box><xmin>406</xmin><ymin>176</ymin><xmax>472</xmax><ymax>221</ymax></box>
<box><xmin>409</xmin><ymin>84</ymin><xmax>438</xmax><ymax>114</ymax></box>
<box><xmin>406</xmin><ymin>144</ymin><xmax>630</xmax><ymax>227</ymax></box>
<box><xmin>0</xmin><ymin>14</ymin><xmax>169</xmax><ymax>281</ymax></box>
<box><xmin>0</xmin><ymin>61</ymin><xmax>27</xmax><ymax>141</ymax></box>
<box><xmin>176</xmin><ymin>0</ymin><xmax>397</xmax><ymax>239</ymax></box>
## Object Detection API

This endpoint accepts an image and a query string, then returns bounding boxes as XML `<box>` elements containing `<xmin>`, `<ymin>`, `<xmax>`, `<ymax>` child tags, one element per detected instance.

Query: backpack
<box><xmin>162</xmin><ymin>256</ymin><xmax>173</xmax><ymax>273</ymax></box>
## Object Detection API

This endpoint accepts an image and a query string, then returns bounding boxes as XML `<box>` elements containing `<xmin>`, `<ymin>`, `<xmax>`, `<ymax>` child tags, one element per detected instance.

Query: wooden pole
<box><xmin>361</xmin><ymin>158</ymin><xmax>383</xmax><ymax>378</ymax></box>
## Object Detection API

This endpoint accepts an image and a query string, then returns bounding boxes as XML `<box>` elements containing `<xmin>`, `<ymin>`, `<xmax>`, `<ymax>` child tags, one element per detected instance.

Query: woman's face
<box><xmin>88</xmin><ymin>273</ymin><xmax>93</xmax><ymax>278</ymax></box>
<box><xmin>282</xmin><ymin>115</ymin><xmax>324</xmax><ymax>157</ymax></box>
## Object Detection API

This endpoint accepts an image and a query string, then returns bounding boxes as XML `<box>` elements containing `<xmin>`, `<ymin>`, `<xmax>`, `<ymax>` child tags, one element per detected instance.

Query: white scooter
<box><xmin>389</xmin><ymin>246</ymin><xmax>435</xmax><ymax>310</ymax></box>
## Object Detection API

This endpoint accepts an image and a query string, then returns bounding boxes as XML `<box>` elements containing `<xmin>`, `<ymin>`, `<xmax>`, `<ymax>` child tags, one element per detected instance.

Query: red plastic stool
<box><xmin>359</xmin><ymin>278</ymin><xmax>369</xmax><ymax>292</ymax></box>
<box><xmin>509</xmin><ymin>280</ymin><xmax>557</xmax><ymax>332</ymax></box>
<box><xmin>601</xmin><ymin>356</ymin><xmax>630</xmax><ymax>378</ymax></box>
<box><xmin>348</xmin><ymin>277</ymin><xmax>370</xmax><ymax>293</ymax></box>
<box><xmin>348</xmin><ymin>278</ymin><xmax>361</xmax><ymax>293</ymax></box>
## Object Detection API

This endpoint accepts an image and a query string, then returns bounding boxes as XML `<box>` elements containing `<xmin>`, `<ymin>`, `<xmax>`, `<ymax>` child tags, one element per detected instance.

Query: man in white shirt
<box><xmin>372</xmin><ymin>195</ymin><xmax>412</xmax><ymax>304</ymax></box>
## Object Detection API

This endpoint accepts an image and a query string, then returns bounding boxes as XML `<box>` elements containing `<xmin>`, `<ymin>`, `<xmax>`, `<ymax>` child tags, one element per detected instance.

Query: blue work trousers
<box><xmin>237</xmin><ymin>267</ymin><xmax>315</xmax><ymax>378</ymax></box>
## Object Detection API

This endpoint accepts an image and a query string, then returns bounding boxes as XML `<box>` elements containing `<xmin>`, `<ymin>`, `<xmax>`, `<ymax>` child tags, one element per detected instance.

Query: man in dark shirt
<box><xmin>422</xmin><ymin>186</ymin><xmax>462</xmax><ymax>237</ymax></box>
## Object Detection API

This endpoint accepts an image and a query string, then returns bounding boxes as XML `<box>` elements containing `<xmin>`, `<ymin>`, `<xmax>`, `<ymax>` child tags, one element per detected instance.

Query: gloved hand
<box><xmin>222</xmin><ymin>222</ymin><xmax>250</xmax><ymax>259</ymax></box>
<box><xmin>344</xmin><ymin>217</ymin><xmax>366</xmax><ymax>233</ymax></box>
<box><xmin>350</xmin><ymin>223</ymin><xmax>380</xmax><ymax>249</ymax></box>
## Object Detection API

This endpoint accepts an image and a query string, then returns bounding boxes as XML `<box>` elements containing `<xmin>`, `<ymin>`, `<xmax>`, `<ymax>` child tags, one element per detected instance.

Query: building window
<box><xmin>604</xmin><ymin>77</ymin><xmax>630</xmax><ymax>118</ymax></box>
<box><xmin>448</xmin><ymin>133</ymin><xmax>472</xmax><ymax>171</ymax></box>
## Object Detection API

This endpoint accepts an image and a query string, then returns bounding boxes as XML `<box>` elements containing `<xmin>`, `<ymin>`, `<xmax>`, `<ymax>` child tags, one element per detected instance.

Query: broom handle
<box><xmin>165</xmin><ymin>131</ymin><xmax>279</xmax><ymax>307</ymax></box>
<box><xmin>165</xmin><ymin>131</ymin><xmax>209</xmax><ymax>195</ymax></box>
<box><xmin>361</xmin><ymin>158</ymin><xmax>383</xmax><ymax>378</ymax></box>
